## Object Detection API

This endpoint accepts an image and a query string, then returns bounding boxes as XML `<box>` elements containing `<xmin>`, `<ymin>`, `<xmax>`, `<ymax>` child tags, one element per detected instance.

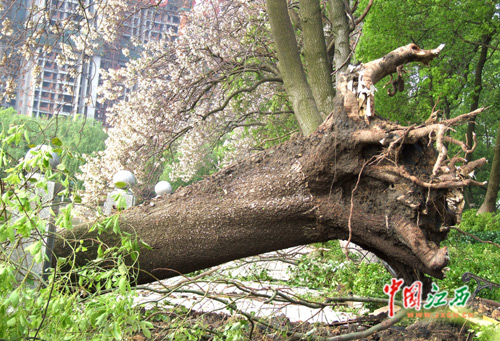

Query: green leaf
<box><xmin>118</xmin><ymin>276</ymin><xmax>127</xmax><ymax>293</ymax></box>
<box><xmin>140</xmin><ymin>240</ymin><xmax>153</xmax><ymax>250</ymax></box>
<box><xmin>112</xmin><ymin>217</ymin><xmax>120</xmax><ymax>234</ymax></box>
<box><xmin>5</xmin><ymin>172</ymin><xmax>20</xmax><ymax>185</ymax></box>
<box><xmin>26</xmin><ymin>240</ymin><xmax>43</xmax><ymax>256</ymax></box>
<box><xmin>73</xmin><ymin>194</ymin><xmax>82</xmax><ymax>204</ymax></box>
<box><xmin>7</xmin><ymin>224</ymin><xmax>15</xmax><ymax>243</ymax></box>
<box><xmin>141</xmin><ymin>321</ymin><xmax>153</xmax><ymax>338</ymax></box>
<box><xmin>118</xmin><ymin>263</ymin><xmax>127</xmax><ymax>275</ymax></box>
<box><xmin>2</xmin><ymin>190</ymin><xmax>12</xmax><ymax>202</ymax></box>
<box><xmin>24</xmin><ymin>130</ymin><xmax>30</xmax><ymax>144</ymax></box>
<box><xmin>112</xmin><ymin>322</ymin><xmax>122</xmax><ymax>340</ymax></box>
<box><xmin>9</xmin><ymin>289</ymin><xmax>19</xmax><ymax>306</ymax></box>
<box><xmin>0</xmin><ymin>226</ymin><xmax>7</xmax><ymax>242</ymax></box>
<box><xmin>51</xmin><ymin>137</ymin><xmax>63</xmax><ymax>146</ymax></box>
<box><xmin>117</xmin><ymin>195</ymin><xmax>127</xmax><ymax>210</ymax></box>
<box><xmin>34</xmin><ymin>251</ymin><xmax>44</xmax><ymax>263</ymax></box>
<box><xmin>95</xmin><ymin>312</ymin><xmax>108</xmax><ymax>326</ymax></box>
<box><xmin>114</xmin><ymin>181</ymin><xmax>127</xmax><ymax>189</ymax></box>
<box><xmin>7</xmin><ymin>317</ymin><xmax>16</xmax><ymax>327</ymax></box>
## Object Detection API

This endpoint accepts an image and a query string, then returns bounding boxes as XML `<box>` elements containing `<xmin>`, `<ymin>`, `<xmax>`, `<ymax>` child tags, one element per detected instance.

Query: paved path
<box><xmin>134</xmin><ymin>246</ymin><xmax>361</xmax><ymax>324</ymax></box>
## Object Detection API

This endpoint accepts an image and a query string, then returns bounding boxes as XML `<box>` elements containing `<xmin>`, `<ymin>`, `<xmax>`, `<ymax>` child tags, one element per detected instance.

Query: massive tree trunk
<box><xmin>299</xmin><ymin>0</ymin><xmax>336</xmax><ymax>117</ymax></box>
<box><xmin>53</xmin><ymin>44</ymin><xmax>486</xmax><ymax>290</ymax></box>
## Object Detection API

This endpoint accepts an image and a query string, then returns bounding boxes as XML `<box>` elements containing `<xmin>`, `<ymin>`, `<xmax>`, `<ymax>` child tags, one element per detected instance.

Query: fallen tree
<box><xmin>53</xmin><ymin>44</ymin><xmax>486</xmax><ymax>290</ymax></box>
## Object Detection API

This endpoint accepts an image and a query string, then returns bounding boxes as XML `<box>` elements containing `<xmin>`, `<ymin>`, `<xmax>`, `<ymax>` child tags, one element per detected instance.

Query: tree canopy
<box><xmin>0</xmin><ymin>107</ymin><xmax>107</xmax><ymax>177</ymax></box>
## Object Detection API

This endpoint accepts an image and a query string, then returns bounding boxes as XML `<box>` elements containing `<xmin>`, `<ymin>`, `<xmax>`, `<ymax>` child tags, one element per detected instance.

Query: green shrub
<box><xmin>460</xmin><ymin>209</ymin><xmax>500</xmax><ymax>233</ymax></box>
<box><xmin>289</xmin><ymin>241</ymin><xmax>392</xmax><ymax>310</ymax></box>
<box><xmin>0</xmin><ymin>107</ymin><xmax>107</xmax><ymax>179</ymax></box>
<box><xmin>437</xmin><ymin>210</ymin><xmax>500</xmax><ymax>302</ymax></box>
<box><xmin>0</xmin><ymin>122</ymin><xmax>149</xmax><ymax>339</ymax></box>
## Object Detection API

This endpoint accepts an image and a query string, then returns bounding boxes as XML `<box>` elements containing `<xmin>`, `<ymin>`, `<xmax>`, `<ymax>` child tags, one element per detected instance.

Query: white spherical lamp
<box><xmin>155</xmin><ymin>181</ymin><xmax>173</xmax><ymax>196</ymax></box>
<box><xmin>25</xmin><ymin>145</ymin><xmax>60</xmax><ymax>169</ymax></box>
<box><xmin>112</xmin><ymin>170</ymin><xmax>137</xmax><ymax>189</ymax></box>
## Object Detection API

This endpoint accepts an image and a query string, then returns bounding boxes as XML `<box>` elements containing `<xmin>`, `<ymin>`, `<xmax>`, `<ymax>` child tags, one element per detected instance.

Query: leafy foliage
<box><xmin>289</xmin><ymin>241</ymin><xmax>392</xmax><ymax>310</ymax></box>
<box><xmin>438</xmin><ymin>210</ymin><xmax>500</xmax><ymax>301</ymax></box>
<box><xmin>0</xmin><ymin>107</ymin><xmax>107</xmax><ymax>179</ymax></box>
<box><xmin>0</xmin><ymin>123</ymin><xmax>148</xmax><ymax>339</ymax></box>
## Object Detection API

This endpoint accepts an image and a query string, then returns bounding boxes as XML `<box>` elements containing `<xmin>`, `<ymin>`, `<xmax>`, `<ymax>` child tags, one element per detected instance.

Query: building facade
<box><xmin>4</xmin><ymin>0</ymin><xmax>192</xmax><ymax>122</ymax></box>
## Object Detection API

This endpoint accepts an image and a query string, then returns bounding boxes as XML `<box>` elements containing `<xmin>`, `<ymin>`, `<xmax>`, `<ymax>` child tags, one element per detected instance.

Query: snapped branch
<box><xmin>361</xmin><ymin>43</ymin><xmax>445</xmax><ymax>91</ymax></box>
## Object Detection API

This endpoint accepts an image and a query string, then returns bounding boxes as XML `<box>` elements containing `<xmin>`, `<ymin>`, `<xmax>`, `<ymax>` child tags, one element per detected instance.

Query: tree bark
<box><xmin>465</xmin><ymin>35</ymin><xmax>491</xmax><ymax>156</ymax></box>
<box><xmin>266</xmin><ymin>0</ymin><xmax>323</xmax><ymax>136</ymax></box>
<box><xmin>464</xmin><ymin>35</ymin><xmax>491</xmax><ymax>209</ymax></box>
<box><xmin>299</xmin><ymin>0</ymin><xmax>336</xmax><ymax>117</ymax></box>
<box><xmin>328</xmin><ymin>0</ymin><xmax>351</xmax><ymax>85</ymax></box>
<box><xmin>53</xmin><ymin>45</ymin><xmax>486</xmax><ymax>289</ymax></box>
<box><xmin>478</xmin><ymin>120</ymin><xmax>500</xmax><ymax>213</ymax></box>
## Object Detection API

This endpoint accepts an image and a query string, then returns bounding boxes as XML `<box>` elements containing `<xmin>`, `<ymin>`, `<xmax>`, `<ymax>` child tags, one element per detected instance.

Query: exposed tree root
<box><xmin>333</xmin><ymin>44</ymin><xmax>488</xmax><ymax>281</ymax></box>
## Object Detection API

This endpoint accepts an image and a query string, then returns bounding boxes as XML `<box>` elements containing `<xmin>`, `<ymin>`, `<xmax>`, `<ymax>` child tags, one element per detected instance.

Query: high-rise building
<box><xmin>6</xmin><ymin>0</ymin><xmax>193</xmax><ymax>122</ymax></box>
<box><xmin>0</xmin><ymin>0</ymin><xmax>32</xmax><ymax>109</ymax></box>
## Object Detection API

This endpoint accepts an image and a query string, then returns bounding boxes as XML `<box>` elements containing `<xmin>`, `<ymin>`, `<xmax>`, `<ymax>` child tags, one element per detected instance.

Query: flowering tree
<box><xmin>78</xmin><ymin>0</ymin><xmax>299</xmax><ymax>202</ymax></box>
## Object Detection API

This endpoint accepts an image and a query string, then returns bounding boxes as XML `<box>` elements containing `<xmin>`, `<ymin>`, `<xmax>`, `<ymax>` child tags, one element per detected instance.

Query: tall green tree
<box><xmin>478</xmin><ymin>52</ymin><xmax>500</xmax><ymax>212</ymax></box>
<box><xmin>357</xmin><ymin>0</ymin><xmax>500</xmax><ymax>208</ymax></box>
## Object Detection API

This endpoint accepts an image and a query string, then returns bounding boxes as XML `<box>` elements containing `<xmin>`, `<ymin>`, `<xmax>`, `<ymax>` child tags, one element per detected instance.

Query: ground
<box><xmin>128</xmin><ymin>246</ymin><xmax>500</xmax><ymax>340</ymax></box>
<box><xmin>130</xmin><ymin>297</ymin><xmax>499</xmax><ymax>340</ymax></box>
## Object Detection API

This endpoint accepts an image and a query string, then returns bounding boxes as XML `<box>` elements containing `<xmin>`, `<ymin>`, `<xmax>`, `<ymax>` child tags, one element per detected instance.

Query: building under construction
<box><xmin>0</xmin><ymin>0</ymin><xmax>193</xmax><ymax>123</ymax></box>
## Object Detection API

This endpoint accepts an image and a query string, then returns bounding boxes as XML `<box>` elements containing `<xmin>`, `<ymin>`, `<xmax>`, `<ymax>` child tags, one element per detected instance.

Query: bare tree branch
<box><xmin>201</xmin><ymin>77</ymin><xmax>283</xmax><ymax>120</ymax></box>
<box><xmin>355</xmin><ymin>0</ymin><xmax>374</xmax><ymax>25</ymax></box>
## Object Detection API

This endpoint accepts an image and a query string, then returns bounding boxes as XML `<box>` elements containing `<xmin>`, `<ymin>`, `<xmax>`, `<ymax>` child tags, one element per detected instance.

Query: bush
<box><xmin>0</xmin><ymin>122</ymin><xmax>149</xmax><ymax>339</ymax></box>
<box><xmin>460</xmin><ymin>209</ymin><xmax>500</xmax><ymax>233</ymax></box>
<box><xmin>0</xmin><ymin>107</ymin><xmax>107</xmax><ymax>179</ymax></box>
<box><xmin>437</xmin><ymin>209</ymin><xmax>500</xmax><ymax>302</ymax></box>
